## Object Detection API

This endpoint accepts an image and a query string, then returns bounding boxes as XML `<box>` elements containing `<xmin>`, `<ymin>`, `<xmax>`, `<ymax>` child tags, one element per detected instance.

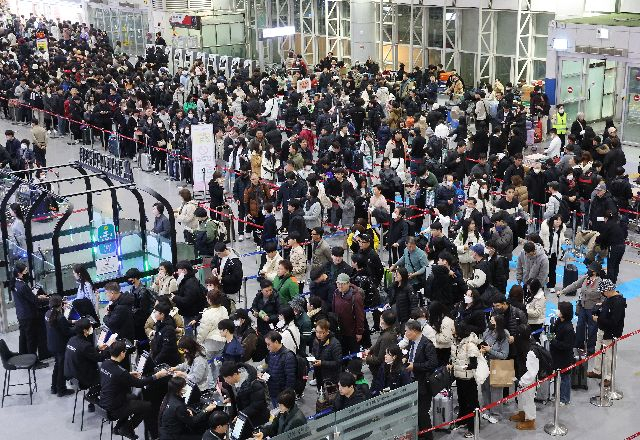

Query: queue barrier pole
<box><xmin>544</xmin><ymin>370</ymin><xmax>568</xmax><ymax>436</ymax></box>
<box><xmin>473</xmin><ymin>408</ymin><xmax>480</xmax><ymax>439</ymax></box>
<box><xmin>606</xmin><ymin>337</ymin><xmax>623</xmax><ymax>401</ymax></box>
<box><xmin>590</xmin><ymin>347</ymin><xmax>613</xmax><ymax>407</ymax></box>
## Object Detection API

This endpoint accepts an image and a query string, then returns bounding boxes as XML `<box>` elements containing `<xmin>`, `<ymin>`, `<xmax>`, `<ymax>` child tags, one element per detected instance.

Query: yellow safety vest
<box><xmin>553</xmin><ymin>113</ymin><xmax>567</xmax><ymax>134</ymax></box>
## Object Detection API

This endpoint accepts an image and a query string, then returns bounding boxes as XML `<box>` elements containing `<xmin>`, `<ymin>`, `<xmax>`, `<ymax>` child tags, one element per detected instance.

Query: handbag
<box><xmin>315</xmin><ymin>380</ymin><xmax>338</xmax><ymax>413</ymax></box>
<box><xmin>474</xmin><ymin>354</ymin><xmax>490</xmax><ymax>385</ymax></box>
<box><xmin>489</xmin><ymin>359</ymin><xmax>515</xmax><ymax>387</ymax></box>
<box><xmin>427</xmin><ymin>367</ymin><xmax>453</xmax><ymax>397</ymax></box>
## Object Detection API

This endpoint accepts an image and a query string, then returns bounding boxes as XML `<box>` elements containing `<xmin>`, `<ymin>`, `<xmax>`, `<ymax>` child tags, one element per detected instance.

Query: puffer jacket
<box><xmin>539</xmin><ymin>221</ymin><xmax>567</xmax><ymax>257</ymax></box>
<box><xmin>265</xmin><ymin>346</ymin><xmax>297</xmax><ymax>399</ymax></box>
<box><xmin>454</xmin><ymin>232</ymin><xmax>485</xmax><ymax>265</ymax></box>
<box><xmin>525</xmin><ymin>289</ymin><xmax>545</xmax><ymax>325</ymax></box>
<box><xmin>450</xmin><ymin>333</ymin><xmax>481</xmax><ymax>380</ymax></box>
<box><xmin>432</xmin><ymin>316</ymin><xmax>456</xmax><ymax>349</ymax></box>
<box><xmin>516</xmin><ymin>243</ymin><xmax>549</xmax><ymax>285</ymax></box>
<box><xmin>196</xmin><ymin>305</ymin><xmax>229</xmax><ymax>350</ymax></box>
<box><xmin>388</xmin><ymin>282</ymin><xmax>418</xmax><ymax>324</ymax></box>
<box><xmin>312</xmin><ymin>333</ymin><xmax>343</xmax><ymax>383</ymax></box>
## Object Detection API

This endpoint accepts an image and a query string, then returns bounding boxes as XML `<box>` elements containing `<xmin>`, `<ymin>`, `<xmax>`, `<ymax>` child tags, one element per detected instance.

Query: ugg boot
<box><xmin>516</xmin><ymin>419</ymin><xmax>536</xmax><ymax>430</ymax></box>
<box><xmin>509</xmin><ymin>411</ymin><xmax>525</xmax><ymax>422</ymax></box>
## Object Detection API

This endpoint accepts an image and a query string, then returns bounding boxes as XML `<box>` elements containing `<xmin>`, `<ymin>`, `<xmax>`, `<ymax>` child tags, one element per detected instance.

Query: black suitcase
<box><xmin>563</xmin><ymin>264</ymin><xmax>579</xmax><ymax>289</ymax></box>
<box><xmin>82</xmin><ymin>126</ymin><xmax>91</xmax><ymax>145</ymax></box>
<box><xmin>571</xmin><ymin>357</ymin><xmax>589</xmax><ymax>390</ymax></box>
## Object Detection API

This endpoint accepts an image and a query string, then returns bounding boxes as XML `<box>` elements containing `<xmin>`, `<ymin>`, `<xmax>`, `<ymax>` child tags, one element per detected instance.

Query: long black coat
<box><xmin>550</xmin><ymin>319</ymin><xmax>576</xmax><ymax>370</ymax></box>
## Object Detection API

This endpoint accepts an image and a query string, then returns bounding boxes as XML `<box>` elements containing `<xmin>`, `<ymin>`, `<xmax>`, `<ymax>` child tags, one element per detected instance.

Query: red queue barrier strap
<box><xmin>417</xmin><ymin>328</ymin><xmax>640</xmax><ymax>435</ymax></box>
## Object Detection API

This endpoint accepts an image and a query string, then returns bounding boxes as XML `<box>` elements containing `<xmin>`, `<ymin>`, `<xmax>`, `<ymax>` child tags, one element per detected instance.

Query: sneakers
<box><xmin>481</xmin><ymin>413</ymin><xmax>498</xmax><ymax>424</ymax></box>
<box><xmin>548</xmin><ymin>287</ymin><xmax>556</xmax><ymax>294</ymax></box>
<box><xmin>238</xmin><ymin>235</ymin><xmax>244</xmax><ymax>242</ymax></box>
<box><xmin>57</xmin><ymin>389</ymin><xmax>75</xmax><ymax>397</ymax></box>
<box><xmin>309</xmin><ymin>379</ymin><xmax>317</xmax><ymax>386</ymax></box>
<box><xmin>587</xmin><ymin>371</ymin><xmax>602</xmax><ymax>379</ymax></box>
<box><xmin>463</xmin><ymin>432</ymin><xmax>474</xmax><ymax>438</ymax></box>
<box><xmin>559</xmin><ymin>401</ymin><xmax>569</xmax><ymax>407</ymax></box>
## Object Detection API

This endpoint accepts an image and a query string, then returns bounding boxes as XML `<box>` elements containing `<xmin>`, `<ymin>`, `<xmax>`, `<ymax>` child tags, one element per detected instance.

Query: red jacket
<box><xmin>332</xmin><ymin>285</ymin><xmax>365</xmax><ymax>337</ymax></box>
<box><xmin>299</xmin><ymin>128</ymin><xmax>316</xmax><ymax>152</ymax></box>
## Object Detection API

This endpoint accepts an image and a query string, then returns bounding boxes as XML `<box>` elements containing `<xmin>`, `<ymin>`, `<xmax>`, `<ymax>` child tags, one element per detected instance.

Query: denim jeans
<box><xmin>559</xmin><ymin>372</ymin><xmax>571</xmax><ymax>403</ymax></box>
<box><xmin>575</xmin><ymin>306</ymin><xmax>598</xmax><ymax>354</ymax></box>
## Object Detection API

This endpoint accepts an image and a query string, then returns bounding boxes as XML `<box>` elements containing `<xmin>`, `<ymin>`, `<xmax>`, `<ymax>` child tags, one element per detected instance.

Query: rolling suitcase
<box><xmin>81</xmin><ymin>126</ymin><xmax>92</xmax><ymax>145</ymax></box>
<box><xmin>526</xmin><ymin>128</ymin><xmax>535</xmax><ymax>146</ymax></box>
<box><xmin>563</xmin><ymin>264</ymin><xmax>579</xmax><ymax>289</ymax></box>
<box><xmin>571</xmin><ymin>356</ymin><xmax>589</xmax><ymax>390</ymax></box>
<box><xmin>139</xmin><ymin>149</ymin><xmax>153</xmax><ymax>172</ymax></box>
<box><xmin>431</xmin><ymin>389</ymin><xmax>455</xmax><ymax>431</ymax></box>
<box><xmin>108</xmin><ymin>134</ymin><xmax>120</xmax><ymax>158</ymax></box>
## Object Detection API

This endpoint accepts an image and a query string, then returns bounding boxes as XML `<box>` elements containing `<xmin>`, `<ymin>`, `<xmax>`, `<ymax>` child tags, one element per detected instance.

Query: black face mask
<box><xmin>21</xmin><ymin>273</ymin><xmax>30</xmax><ymax>282</ymax></box>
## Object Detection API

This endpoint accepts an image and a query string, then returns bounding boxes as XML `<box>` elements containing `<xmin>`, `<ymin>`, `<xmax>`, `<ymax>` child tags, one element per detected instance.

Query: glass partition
<box><xmin>623</xmin><ymin>66</ymin><xmax>640</xmax><ymax>146</ymax></box>
<box><xmin>271</xmin><ymin>382</ymin><xmax>418</xmax><ymax>440</ymax></box>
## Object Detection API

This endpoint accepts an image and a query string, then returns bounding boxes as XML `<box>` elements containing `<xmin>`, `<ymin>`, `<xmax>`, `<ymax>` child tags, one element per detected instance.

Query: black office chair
<box><xmin>70</xmin><ymin>379</ymin><xmax>100</xmax><ymax>431</ymax></box>
<box><xmin>0</xmin><ymin>339</ymin><xmax>38</xmax><ymax>407</ymax></box>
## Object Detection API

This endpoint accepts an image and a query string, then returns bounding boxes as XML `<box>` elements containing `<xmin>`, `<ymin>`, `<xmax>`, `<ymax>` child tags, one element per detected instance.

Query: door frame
<box><xmin>621</xmin><ymin>64</ymin><xmax>640</xmax><ymax>147</ymax></box>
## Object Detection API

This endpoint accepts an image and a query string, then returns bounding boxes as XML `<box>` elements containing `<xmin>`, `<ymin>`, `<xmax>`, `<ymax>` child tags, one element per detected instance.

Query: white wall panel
<box><xmin>620</xmin><ymin>0</ymin><xmax>640</xmax><ymax>13</ymax></box>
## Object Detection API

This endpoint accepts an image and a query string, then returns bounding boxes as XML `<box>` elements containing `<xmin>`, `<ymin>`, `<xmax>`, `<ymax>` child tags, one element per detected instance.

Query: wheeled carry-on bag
<box><xmin>108</xmin><ymin>133</ymin><xmax>120</xmax><ymax>158</ymax></box>
<box><xmin>563</xmin><ymin>264</ymin><xmax>579</xmax><ymax>288</ymax></box>
<box><xmin>82</xmin><ymin>126</ymin><xmax>92</xmax><ymax>145</ymax></box>
<box><xmin>432</xmin><ymin>389</ymin><xmax>455</xmax><ymax>432</ymax></box>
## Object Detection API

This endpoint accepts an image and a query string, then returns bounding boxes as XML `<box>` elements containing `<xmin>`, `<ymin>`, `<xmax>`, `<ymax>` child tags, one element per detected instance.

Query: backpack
<box><xmin>454</xmin><ymin>183</ymin><xmax>466</xmax><ymax>208</ymax></box>
<box><xmin>251</xmin><ymin>329</ymin><xmax>268</xmax><ymax>362</ymax></box>
<box><xmin>209</xmin><ymin>219</ymin><xmax>228</xmax><ymax>243</ymax></box>
<box><xmin>552</xmin><ymin>194</ymin><xmax>570</xmax><ymax>223</ymax></box>
<box><xmin>531</xmin><ymin>342</ymin><xmax>553</xmax><ymax>379</ymax></box>
<box><xmin>194</xmin><ymin>230</ymin><xmax>217</xmax><ymax>256</ymax></box>
<box><xmin>287</xmin><ymin>348</ymin><xmax>308</xmax><ymax>397</ymax></box>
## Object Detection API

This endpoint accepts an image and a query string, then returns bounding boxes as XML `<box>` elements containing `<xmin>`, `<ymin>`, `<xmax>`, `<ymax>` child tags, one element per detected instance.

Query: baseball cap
<box><xmin>470</xmin><ymin>244</ymin><xmax>485</xmax><ymax>256</ymax></box>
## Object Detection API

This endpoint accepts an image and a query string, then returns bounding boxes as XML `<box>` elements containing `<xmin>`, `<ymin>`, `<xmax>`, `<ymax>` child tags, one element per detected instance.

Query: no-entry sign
<box><xmin>567</xmin><ymin>86</ymin><xmax>573</xmax><ymax>94</ymax></box>
<box><xmin>634</xmin><ymin>95</ymin><xmax>640</xmax><ymax>102</ymax></box>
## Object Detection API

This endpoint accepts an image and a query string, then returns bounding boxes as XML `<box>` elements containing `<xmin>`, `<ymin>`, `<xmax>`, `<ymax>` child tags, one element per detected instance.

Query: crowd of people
<box><xmin>2</xmin><ymin>10</ymin><xmax>633</xmax><ymax>440</ymax></box>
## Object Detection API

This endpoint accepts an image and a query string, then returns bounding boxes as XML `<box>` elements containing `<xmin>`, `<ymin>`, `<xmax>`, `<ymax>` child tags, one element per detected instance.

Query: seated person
<box><xmin>100</xmin><ymin>341</ymin><xmax>170</xmax><ymax>439</ymax></box>
<box><xmin>64</xmin><ymin>318</ymin><xmax>110</xmax><ymax>412</ymax></box>
<box><xmin>254</xmin><ymin>389</ymin><xmax>307</xmax><ymax>438</ymax></box>
<box><xmin>202</xmin><ymin>411</ymin><xmax>231</xmax><ymax>440</ymax></box>
<box><xmin>219</xmin><ymin>362</ymin><xmax>270</xmax><ymax>433</ymax></box>
<box><xmin>333</xmin><ymin>372</ymin><xmax>366</xmax><ymax>412</ymax></box>
<box><xmin>158</xmin><ymin>376</ymin><xmax>217</xmax><ymax>440</ymax></box>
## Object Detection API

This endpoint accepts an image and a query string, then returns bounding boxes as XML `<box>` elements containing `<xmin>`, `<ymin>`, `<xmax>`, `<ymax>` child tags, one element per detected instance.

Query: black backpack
<box><xmin>551</xmin><ymin>194</ymin><xmax>570</xmax><ymax>223</ymax></box>
<box><xmin>287</xmin><ymin>349</ymin><xmax>308</xmax><ymax>397</ymax></box>
<box><xmin>531</xmin><ymin>342</ymin><xmax>553</xmax><ymax>378</ymax></box>
<box><xmin>194</xmin><ymin>230</ymin><xmax>217</xmax><ymax>256</ymax></box>
<box><xmin>251</xmin><ymin>330</ymin><xmax>269</xmax><ymax>362</ymax></box>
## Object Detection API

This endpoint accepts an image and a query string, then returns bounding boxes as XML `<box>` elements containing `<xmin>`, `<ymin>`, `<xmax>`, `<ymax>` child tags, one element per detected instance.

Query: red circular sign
<box><xmin>635</xmin><ymin>95</ymin><xmax>640</xmax><ymax>102</ymax></box>
<box><xmin>636</xmin><ymin>74</ymin><xmax>640</xmax><ymax>81</ymax></box>
<box><xmin>567</xmin><ymin>87</ymin><xmax>573</xmax><ymax>94</ymax></box>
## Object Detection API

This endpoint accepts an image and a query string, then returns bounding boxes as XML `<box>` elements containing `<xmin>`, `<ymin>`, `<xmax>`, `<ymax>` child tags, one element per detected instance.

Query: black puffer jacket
<box><xmin>103</xmin><ymin>292</ymin><xmax>136</xmax><ymax>341</ymax></box>
<box><xmin>388</xmin><ymin>282</ymin><xmax>418</xmax><ymax>324</ymax></box>
<box><xmin>454</xmin><ymin>301</ymin><xmax>487</xmax><ymax>336</ymax></box>
<box><xmin>311</xmin><ymin>333</ymin><xmax>343</xmax><ymax>384</ymax></box>
<box><xmin>173</xmin><ymin>274</ymin><xmax>205</xmax><ymax>318</ymax></box>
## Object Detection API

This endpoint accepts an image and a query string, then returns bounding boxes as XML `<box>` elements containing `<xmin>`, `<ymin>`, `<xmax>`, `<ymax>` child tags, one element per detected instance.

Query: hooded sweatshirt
<box><xmin>516</xmin><ymin>243</ymin><xmax>549</xmax><ymax>286</ymax></box>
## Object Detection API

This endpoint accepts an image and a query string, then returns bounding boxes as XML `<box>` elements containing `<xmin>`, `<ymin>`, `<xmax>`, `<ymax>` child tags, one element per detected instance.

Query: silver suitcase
<box><xmin>432</xmin><ymin>389</ymin><xmax>455</xmax><ymax>431</ymax></box>
<box><xmin>140</xmin><ymin>152</ymin><xmax>153</xmax><ymax>172</ymax></box>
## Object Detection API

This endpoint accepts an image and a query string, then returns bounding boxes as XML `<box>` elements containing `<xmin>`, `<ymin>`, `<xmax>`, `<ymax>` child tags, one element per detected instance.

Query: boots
<box><xmin>509</xmin><ymin>411</ymin><xmax>525</xmax><ymax>422</ymax></box>
<box><xmin>516</xmin><ymin>419</ymin><xmax>536</xmax><ymax>430</ymax></box>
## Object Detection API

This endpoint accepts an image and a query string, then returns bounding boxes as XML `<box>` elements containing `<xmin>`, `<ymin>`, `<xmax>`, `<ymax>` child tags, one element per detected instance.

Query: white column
<box><xmin>350</xmin><ymin>0</ymin><xmax>377</xmax><ymax>63</ymax></box>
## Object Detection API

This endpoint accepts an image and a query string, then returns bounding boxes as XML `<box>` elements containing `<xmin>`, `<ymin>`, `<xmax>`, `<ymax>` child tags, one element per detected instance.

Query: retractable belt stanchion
<box><xmin>473</xmin><ymin>408</ymin><xmax>480</xmax><ymax>439</ymax></box>
<box><xmin>544</xmin><ymin>370</ymin><xmax>568</xmax><ymax>436</ymax></box>
<box><xmin>606</xmin><ymin>337</ymin><xmax>623</xmax><ymax>400</ymax></box>
<box><xmin>590</xmin><ymin>345</ymin><xmax>613</xmax><ymax>407</ymax></box>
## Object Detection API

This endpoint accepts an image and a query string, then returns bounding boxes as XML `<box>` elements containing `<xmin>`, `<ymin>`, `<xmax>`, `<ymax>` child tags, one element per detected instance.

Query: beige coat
<box><xmin>261</xmin><ymin>252</ymin><xmax>284</xmax><ymax>281</ymax></box>
<box><xmin>176</xmin><ymin>200</ymin><xmax>199</xmax><ymax>231</ymax></box>
<box><xmin>197</xmin><ymin>305</ymin><xmax>229</xmax><ymax>350</ymax></box>
<box><xmin>144</xmin><ymin>307</ymin><xmax>185</xmax><ymax>340</ymax></box>
<box><xmin>151</xmin><ymin>273</ymin><xmax>178</xmax><ymax>296</ymax></box>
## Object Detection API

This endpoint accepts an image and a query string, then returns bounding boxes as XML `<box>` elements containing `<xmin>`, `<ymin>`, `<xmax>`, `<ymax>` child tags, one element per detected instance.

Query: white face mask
<box><xmin>233</xmin><ymin>319</ymin><xmax>241</xmax><ymax>327</ymax></box>
<box><xmin>277</xmin><ymin>319</ymin><xmax>285</xmax><ymax>329</ymax></box>
<box><xmin>391</xmin><ymin>212</ymin><xmax>398</xmax><ymax>220</ymax></box>
<box><xmin>87</xmin><ymin>326</ymin><xmax>94</xmax><ymax>336</ymax></box>
<box><xmin>480</xmin><ymin>188</ymin><xmax>487</xmax><ymax>194</ymax></box>
<box><xmin>176</xmin><ymin>273</ymin><xmax>185</xmax><ymax>284</ymax></box>
<box><xmin>464</xmin><ymin>295</ymin><xmax>473</xmax><ymax>304</ymax></box>
<box><xmin>567</xmin><ymin>175</ymin><xmax>574</xmax><ymax>181</ymax></box>
<box><xmin>533</xmin><ymin>168</ymin><xmax>541</xmax><ymax>174</ymax></box>
<box><xmin>384</xmin><ymin>357</ymin><xmax>394</xmax><ymax>365</ymax></box>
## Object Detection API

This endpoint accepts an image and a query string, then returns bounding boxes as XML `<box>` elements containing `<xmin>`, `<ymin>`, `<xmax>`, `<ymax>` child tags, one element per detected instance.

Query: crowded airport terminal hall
<box><xmin>0</xmin><ymin>0</ymin><xmax>640</xmax><ymax>439</ymax></box>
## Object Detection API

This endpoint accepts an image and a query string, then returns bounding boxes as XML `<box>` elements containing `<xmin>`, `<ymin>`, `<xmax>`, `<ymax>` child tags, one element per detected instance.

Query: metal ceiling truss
<box><xmin>476</xmin><ymin>2</ymin><xmax>495</xmax><ymax>86</ymax></box>
<box><xmin>325</xmin><ymin>0</ymin><xmax>348</xmax><ymax>62</ymax></box>
<box><xmin>274</xmin><ymin>0</ymin><xmax>294</xmax><ymax>56</ymax></box>
<box><xmin>378</xmin><ymin>0</ymin><xmax>397</xmax><ymax>71</ymax></box>
<box><xmin>409</xmin><ymin>3</ymin><xmax>426</xmax><ymax>70</ymax></box>
<box><xmin>298</xmin><ymin>0</ymin><xmax>318</xmax><ymax>65</ymax></box>
<box><xmin>514</xmin><ymin>0</ymin><xmax>533</xmax><ymax>84</ymax></box>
